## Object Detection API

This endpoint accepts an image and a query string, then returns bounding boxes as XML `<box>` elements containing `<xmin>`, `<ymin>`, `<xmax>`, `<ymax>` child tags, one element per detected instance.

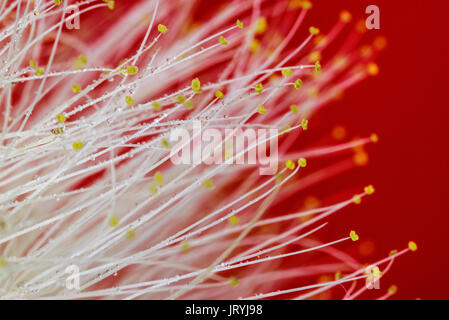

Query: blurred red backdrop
<box><xmin>306</xmin><ymin>0</ymin><xmax>449</xmax><ymax>299</ymax></box>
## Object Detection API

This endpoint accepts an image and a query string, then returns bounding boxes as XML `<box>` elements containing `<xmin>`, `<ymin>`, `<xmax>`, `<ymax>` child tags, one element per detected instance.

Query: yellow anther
<box><xmin>282</xmin><ymin>69</ymin><xmax>293</xmax><ymax>77</ymax></box>
<box><xmin>228</xmin><ymin>276</ymin><xmax>239</xmax><ymax>287</ymax></box>
<box><xmin>340</xmin><ymin>10</ymin><xmax>352</xmax><ymax>23</ymax></box>
<box><xmin>350</xmin><ymin>230</ymin><xmax>359</xmax><ymax>242</ymax></box>
<box><xmin>191</xmin><ymin>78</ymin><xmax>202</xmax><ymax>93</ymax></box>
<box><xmin>125</xmin><ymin>96</ymin><xmax>135</xmax><ymax>106</ymax></box>
<box><xmin>0</xmin><ymin>257</ymin><xmax>6</xmax><ymax>268</ymax></box>
<box><xmin>370</xmin><ymin>133</ymin><xmax>379</xmax><ymax>143</ymax></box>
<box><xmin>218</xmin><ymin>36</ymin><xmax>228</xmax><ymax>46</ymax></box>
<box><xmin>34</xmin><ymin>10</ymin><xmax>40</xmax><ymax>16</ymax></box>
<box><xmin>301</xmin><ymin>119</ymin><xmax>308</xmax><ymax>130</ymax></box>
<box><xmin>286</xmin><ymin>160</ymin><xmax>295</xmax><ymax>170</ymax></box>
<box><xmin>290</xmin><ymin>104</ymin><xmax>299</xmax><ymax>114</ymax></box>
<box><xmin>153</xmin><ymin>101</ymin><xmax>161</xmax><ymax>111</ymax></box>
<box><xmin>158</xmin><ymin>24</ymin><xmax>168</xmax><ymax>34</ymax></box>
<box><xmin>389</xmin><ymin>249</ymin><xmax>398</xmax><ymax>256</ymax></box>
<box><xmin>29</xmin><ymin>60</ymin><xmax>37</xmax><ymax>69</ymax></box>
<box><xmin>309</xmin><ymin>26</ymin><xmax>320</xmax><ymax>35</ymax></box>
<box><xmin>282</xmin><ymin>124</ymin><xmax>292</xmax><ymax>134</ymax></box>
<box><xmin>202</xmin><ymin>179</ymin><xmax>214</xmax><ymax>189</ymax></box>
<box><xmin>254</xmin><ymin>17</ymin><xmax>267</xmax><ymax>34</ymax></box>
<box><xmin>294</xmin><ymin>78</ymin><xmax>302</xmax><ymax>89</ymax></box>
<box><xmin>51</xmin><ymin>127</ymin><xmax>64</xmax><ymax>135</ymax></box>
<box><xmin>408</xmin><ymin>241</ymin><xmax>418</xmax><ymax>252</ymax></box>
<box><xmin>367</xmin><ymin>62</ymin><xmax>379</xmax><ymax>76</ymax></box>
<box><xmin>298</xmin><ymin>158</ymin><xmax>307</xmax><ymax>167</ymax></box>
<box><xmin>126</xmin><ymin>66</ymin><xmax>139</xmax><ymax>75</ymax></box>
<box><xmin>352</xmin><ymin>195</ymin><xmax>362</xmax><ymax>204</ymax></box>
<box><xmin>54</xmin><ymin>0</ymin><xmax>62</xmax><ymax>5</ymax></box>
<box><xmin>154</xmin><ymin>171</ymin><xmax>163</xmax><ymax>185</ymax></box>
<box><xmin>257</xmin><ymin>104</ymin><xmax>267</xmax><ymax>115</ymax></box>
<box><xmin>125</xmin><ymin>228</ymin><xmax>136</xmax><ymax>240</ymax></box>
<box><xmin>35</xmin><ymin>67</ymin><xmax>44</xmax><ymax>76</ymax></box>
<box><xmin>108</xmin><ymin>215</ymin><xmax>119</xmax><ymax>227</ymax></box>
<box><xmin>148</xmin><ymin>184</ymin><xmax>158</xmax><ymax>195</ymax></box>
<box><xmin>180</xmin><ymin>241</ymin><xmax>191</xmax><ymax>253</ymax></box>
<box><xmin>372</xmin><ymin>266</ymin><xmax>382</xmax><ymax>278</ymax></box>
<box><xmin>73</xmin><ymin>54</ymin><xmax>87</xmax><ymax>69</ymax></box>
<box><xmin>177</xmin><ymin>95</ymin><xmax>186</xmax><ymax>104</ymax></box>
<box><xmin>364</xmin><ymin>185</ymin><xmax>375</xmax><ymax>195</ymax></box>
<box><xmin>236</xmin><ymin>19</ymin><xmax>244</xmax><ymax>29</ymax></box>
<box><xmin>335</xmin><ymin>272</ymin><xmax>342</xmax><ymax>280</ymax></box>
<box><xmin>255</xmin><ymin>83</ymin><xmax>263</xmax><ymax>94</ymax></box>
<box><xmin>215</xmin><ymin>90</ymin><xmax>224</xmax><ymax>99</ymax></box>
<box><xmin>228</xmin><ymin>215</ymin><xmax>239</xmax><ymax>225</ymax></box>
<box><xmin>56</xmin><ymin>114</ymin><xmax>66</xmax><ymax>123</ymax></box>
<box><xmin>72</xmin><ymin>84</ymin><xmax>81</xmax><ymax>93</ymax></box>
<box><xmin>161</xmin><ymin>138</ymin><xmax>170</xmax><ymax>148</ymax></box>
<box><xmin>315</xmin><ymin>60</ymin><xmax>322</xmax><ymax>72</ymax></box>
<box><xmin>249</xmin><ymin>39</ymin><xmax>260</xmax><ymax>53</ymax></box>
<box><xmin>72</xmin><ymin>141</ymin><xmax>83</xmax><ymax>150</ymax></box>
<box><xmin>388</xmin><ymin>285</ymin><xmax>398</xmax><ymax>295</ymax></box>
<box><xmin>107</xmin><ymin>1</ymin><xmax>114</xmax><ymax>10</ymax></box>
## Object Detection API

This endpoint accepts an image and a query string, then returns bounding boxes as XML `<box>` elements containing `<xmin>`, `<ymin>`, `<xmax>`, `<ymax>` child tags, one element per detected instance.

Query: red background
<box><xmin>309</xmin><ymin>0</ymin><xmax>449</xmax><ymax>299</ymax></box>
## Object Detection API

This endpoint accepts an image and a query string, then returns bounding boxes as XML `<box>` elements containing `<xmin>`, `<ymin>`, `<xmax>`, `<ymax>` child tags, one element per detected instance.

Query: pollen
<box><xmin>249</xmin><ymin>39</ymin><xmax>260</xmax><ymax>53</ymax></box>
<box><xmin>228</xmin><ymin>215</ymin><xmax>239</xmax><ymax>225</ymax></box>
<box><xmin>298</xmin><ymin>158</ymin><xmax>307</xmax><ymax>167</ymax></box>
<box><xmin>125</xmin><ymin>96</ymin><xmax>136</xmax><ymax>106</ymax></box>
<box><xmin>73</xmin><ymin>141</ymin><xmax>83</xmax><ymax>150</ymax></box>
<box><xmin>388</xmin><ymin>285</ymin><xmax>398</xmax><ymax>295</ymax></box>
<box><xmin>73</xmin><ymin>54</ymin><xmax>87</xmax><ymax>70</ymax></box>
<box><xmin>126</xmin><ymin>66</ymin><xmax>139</xmax><ymax>75</ymax></box>
<box><xmin>315</xmin><ymin>60</ymin><xmax>322</xmax><ymax>73</ymax></box>
<box><xmin>158</xmin><ymin>24</ymin><xmax>168</xmax><ymax>34</ymax></box>
<box><xmin>352</xmin><ymin>195</ymin><xmax>362</xmax><ymax>204</ymax></box>
<box><xmin>254</xmin><ymin>17</ymin><xmax>267</xmax><ymax>34</ymax></box>
<box><xmin>350</xmin><ymin>230</ymin><xmax>359</xmax><ymax>242</ymax></box>
<box><xmin>301</xmin><ymin>119</ymin><xmax>308</xmax><ymax>130</ymax></box>
<box><xmin>257</xmin><ymin>104</ymin><xmax>267</xmax><ymax>115</ymax></box>
<box><xmin>108</xmin><ymin>215</ymin><xmax>119</xmax><ymax>227</ymax></box>
<box><xmin>0</xmin><ymin>257</ymin><xmax>6</xmax><ymax>268</ymax></box>
<box><xmin>236</xmin><ymin>19</ymin><xmax>244</xmax><ymax>29</ymax></box>
<box><xmin>54</xmin><ymin>0</ymin><xmax>62</xmax><ymax>5</ymax></box>
<box><xmin>364</xmin><ymin>185</ymin><xmax>375</xmax><ymax>195</ymax></box>
<box><xmin>389</xmin><ymin>249</ymin><xmax>398</xmax><ymax>256</ymax></box>
<box><xmin>191</xmin><ymin>78</ymin><xmax>202</xmax><ymax>93</ymax></box>
<box><xmin>290</xmin><ymin>104</ymin><xmax>299</xmax><ymax>114</ymax></box>
<box><xmin>35</xmin><ymin>67</ymin><xmax>44</xmax><ymax>76</ymax></box>
<box><xmin>72</xmin><ymin>84</ymin><xmax>81</xmax><ymax>93</ymax></box>
<box><xmin>29</xmin><ymin>60</ymin><xmax>37</xmax><ymax>68</ymax></box>
<box><xmin>408</xmin><ymin>241</ymin><xmax>418</xmax><ymax>252</ymax></box>
<box><xmin>107</xmin><ymin>1</ymin><xmax>114</xmax><ymax>10</ymax></box>
<box><xmin>215</xmin><ymin>90</ymin><xmax>224</xmax><ymax>99</ymax></box>
<box><xmin>180</xmin><ymin>241</ymin><xmax>191</xmax><ymax>253</ymax></box>
<box><xmin>177</xmin><ymin>95</ymin><xmax>186</xmax><ymax>104</ymax></box>
<box><xmin>340</xmin><ymin>10</ymin><xmax>352</xmax><ymax>23</ymax></box>
<box><xmin>154</xmin><ymin>171</ymin><xmax>163</xmax><ymax>185</ymax></box>
<box><xmin>202</xmin><ymin>179</ymin><xmax>215</xmax><ymax>189</ymax></box>
<box><xmin>228</xmin><ymin>276</ymin><xmax>239</xmax><ymax>287</ymax></box>
<box><xmin>125</xmin><ymin>228</ymin><xmax>136</xmax><ymax>240</ymax></box>
<box><xmin>282</xmin><ymin>69</ymin><xmax>293</xmax><ymax>77</ymax></box>
<box><xmin>370</xmin><ymin>133</ymin><xmax>379</xmax><ymax>143</ymax></box>
<box><xmin>309</xmin><ymin>26</ymin><xmax>320</xmax><ymax>35</ymax></box>
<box><xmin>218</xmin><ymin>36</ymin><xmax>228</xmax><ymax>46</ymax></box>
<box><xmin>335</xmin><ymin>272</ymin><xmax>342</xmax><ymax>280</ymax></box>
<box><xmin>286</xmin><ymin>160</ymin><xmax>295</xmax><ymax>170</ymax></box>
<box><xmin>153</xmin><ymin>101</ymin><xmax>161</xmax><ymax>111</ymax></box>
<box><xmin>372</xmin><ymin>266</ymin><xmax>382</xmax><ymax>278</ymax></box>
<box><xmin>294</xmin><ymin>79</ymin><xmax>302</xmax><ymax>89</ymax></box>
<box><xmin>255</xmin><ymin>83</ymin><xmax>263</xmax><ymax>94</ymax></box>
<box><xmin>367</xmin><ymin>62</ymin><xmax>379</xmax><ymax>76</ymax></box>
<box><xmin>161</xmin><ymin>138</ymin><xmax>170</xmax><ymax>148</ymax></box>
<box><xmin>56</xmin><ymin>114</ymin><xmax>66</xmax><ymax>123</ymax></box>
<box><xmin>148</xmin><ymin>184</ymin><xmax>158</xmax><ymax>195</ymax></box>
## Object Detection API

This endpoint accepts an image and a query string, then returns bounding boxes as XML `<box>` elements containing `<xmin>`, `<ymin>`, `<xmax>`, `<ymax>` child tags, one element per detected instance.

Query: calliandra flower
<box><xmin>0</xmin><ymin>0</ymin><xmax>417</xmax><ymax>299</ymax></box>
